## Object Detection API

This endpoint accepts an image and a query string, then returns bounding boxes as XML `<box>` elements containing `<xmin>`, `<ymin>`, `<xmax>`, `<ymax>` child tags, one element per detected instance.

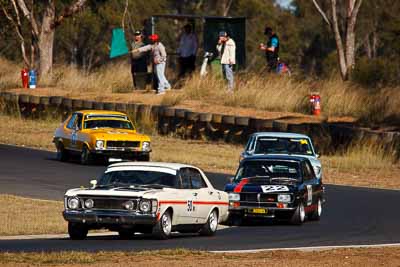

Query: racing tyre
<box><xmin>200</xmin><ymin>209</ymin><xmax>219</xmax><ymax>236</ymax></box>
<box><xmin>68</xmin><ymin>222</ymin><xmax>88</xmax><ymax>240</ymax></box>
<box><xmin>56</xmin><ymin>143</ymin><xmax>69</xmax><ymax>162</ymax></box>
<box><xmin>137</xmin><ymin>154</ymin><xmax>150</xmax><ymax>162</ymax></box>
<box><xmin>80</xmin><ymin>146</ymin><xmax>93</xmax><ymax>165</ymax></box>
<box><xmin>309</xmin><ymin>198</ymin><xmax>322</xmax><ymax>221</ymax></box>
<box><xmin>152</xmin><ymin>211</ymin><xmax>172</xmax><ymax>240</ymax></box>
<box><xmin>290</xmin><ymin>202</ymin><xmax>305</xmax><ymax>225</ymax></box>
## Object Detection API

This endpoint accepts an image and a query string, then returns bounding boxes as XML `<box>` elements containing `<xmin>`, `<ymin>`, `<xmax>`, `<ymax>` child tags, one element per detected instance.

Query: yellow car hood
<box><xmin>84</xmin><ymin>128</ymin><xmax>150</xmax><ymax>142</ymax></box>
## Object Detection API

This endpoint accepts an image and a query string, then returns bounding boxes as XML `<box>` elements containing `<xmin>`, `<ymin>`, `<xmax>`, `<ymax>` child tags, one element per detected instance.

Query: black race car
<box><xmin>225</xmin><ymin>155</ymin><xmax>324</xmax><ymax>225</ymax></box>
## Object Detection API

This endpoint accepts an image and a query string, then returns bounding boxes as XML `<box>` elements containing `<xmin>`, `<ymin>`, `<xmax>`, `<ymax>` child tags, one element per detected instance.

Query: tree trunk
<box><xmin>38</xmin><ymin>1</ymin><xmax>55</xmax><ymax>76</ymax></box>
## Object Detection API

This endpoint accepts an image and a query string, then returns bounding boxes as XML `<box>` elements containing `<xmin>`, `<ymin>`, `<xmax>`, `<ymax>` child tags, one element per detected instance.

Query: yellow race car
<box><xmin>53</xmin><ymin>110</ymin><xmax>151</xmax><ymax>164</ymax></box>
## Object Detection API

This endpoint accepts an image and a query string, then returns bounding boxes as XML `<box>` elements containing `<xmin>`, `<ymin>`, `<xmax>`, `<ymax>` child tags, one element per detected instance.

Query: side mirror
<box><xmin>90</xmin><ymin>179</ymin><xmax>97</xmax><ymax>189</ymax></box>
<box><xmin>74</xmin><ymin>125</ymin><xmax>80</xmax><ymax>131</ymax></box>
<box><xmin>316</xmin><ymin>153</ymin><xmax>320</xmax><ymax>158</ymax></box>
<box><xmin>227</xmin><ymin>177</ymin><xmax>234</xmax><ymax>184</ymax></box>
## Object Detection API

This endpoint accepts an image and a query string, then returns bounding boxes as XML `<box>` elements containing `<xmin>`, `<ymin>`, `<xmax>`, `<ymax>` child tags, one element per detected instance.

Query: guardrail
<box><xmin>1</xmin><ymin>91</ymin><xmax>399</xmax><ymax>157</ymax></box>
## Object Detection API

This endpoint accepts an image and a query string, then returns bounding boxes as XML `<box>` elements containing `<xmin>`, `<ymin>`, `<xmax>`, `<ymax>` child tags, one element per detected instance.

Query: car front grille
<box><xmin>240</xmin><ymin>193</ymin><xmax>278</xmax><ymax>203</ymax></box>
<box><xmin>106</xmin><ymin>141</ymin><xmax>140</xmax><ymax>148</ymax></box>
<box><xmin>79</xmin><ymin>196</ymin><xmax>139</xmax><ymax>211</ymax></box>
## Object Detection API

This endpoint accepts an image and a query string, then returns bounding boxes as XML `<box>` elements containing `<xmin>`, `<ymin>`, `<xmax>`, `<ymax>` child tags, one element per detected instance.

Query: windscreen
<box><xmin>254</xmin><ymin>138</ymin><xmax>313</xmax><ymax>156</ymax></box>
<box><xmin>235</xmin><ymin>160</ymin><xmax>300</xmax><ymax>182</ymax></box>
<box><xmin>99</xmin><ymin>170</ymin><xmax>178</xmax><ymax>188</ymax></box>
<box><xmin>84</xmin><ymin>119</ymin><xmax>134</xmax><ymax>130</ymax></box>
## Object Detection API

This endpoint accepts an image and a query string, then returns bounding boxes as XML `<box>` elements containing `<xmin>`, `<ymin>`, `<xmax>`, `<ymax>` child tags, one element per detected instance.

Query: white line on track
<box><xmin>211</xmin><ymin>243</ymin><xmax>400</xmax><ymax>253</ymax></box>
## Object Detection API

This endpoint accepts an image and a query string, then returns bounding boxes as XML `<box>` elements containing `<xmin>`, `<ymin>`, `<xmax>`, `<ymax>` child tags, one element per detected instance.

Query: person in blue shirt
<box><xmin>260</xmin><ymin>26</ymin><xmax>280</xmax><ymax>72</ymax></box>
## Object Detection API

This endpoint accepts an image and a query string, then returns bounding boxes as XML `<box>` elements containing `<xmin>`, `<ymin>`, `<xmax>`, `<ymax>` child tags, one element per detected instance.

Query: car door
<box><xmin>188</xmin><ymin>168</ymin><xmax>212</xmax><ymax>222</ymax></box>
<box><xmin>63</xmin><ymin>113</ymin><xmax>77</xmax><ymax>150</ymax></box>
<box><xmin>72</xmin><ymin>113</ymin><xmax>84</xmax><ymax>151</ymax></box>
<box><xmin>302</xmin><ymin>161</ymin><xmax>320</xmax><ymax>207</ymax></box>
<box><xmin>176</xmin><ymin>168</ymin><xmax>199</xmax><ymax>225</ymax></box>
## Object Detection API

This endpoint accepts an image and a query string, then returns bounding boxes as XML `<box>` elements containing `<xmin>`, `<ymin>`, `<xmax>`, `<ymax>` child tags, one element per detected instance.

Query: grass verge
<box><xmin>1</xmin><ymin>247</ymin><xmax>400</xmax><ymax>266</ymax></box>
<box><xmin>0</xmin><ymin>195</ymin><xmax>65</xmax><ymax>236</ymax></box>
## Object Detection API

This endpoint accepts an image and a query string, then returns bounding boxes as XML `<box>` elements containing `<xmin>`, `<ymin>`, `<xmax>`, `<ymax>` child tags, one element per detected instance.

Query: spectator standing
<box><xmin>177</xmin><ymin>24</ymin><xmax>198</xmax><ymax>78</ymax></box>
<box><xmin>260</xmin><ymin>26</ymin><xmax>280</xmax><ymax>72</ymax></box>
<box><xmin>216</xmin><ymin>31</ymin><xmax>236</xmax><ymax>92</ymax></box>
<box><xmin>130</xmin><ymin>30</ymin><xmax>148</xmax><ymax>90</ymax></box>
<box><xmin>135</xmin><ymin>34</ymin><xmax>171</xmax><ymax>95</ymax></box>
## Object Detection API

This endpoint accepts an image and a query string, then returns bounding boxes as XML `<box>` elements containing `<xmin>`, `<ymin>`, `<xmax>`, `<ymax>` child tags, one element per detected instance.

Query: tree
<box><xmin>312</xmin><ymin>0</ymin><xmax>363</xmax><ymax>80</ymax></box>
<box><xmin>0</xmin><ymin>0</ymin><xmax>87</xmax><ymax>76</ymax></box>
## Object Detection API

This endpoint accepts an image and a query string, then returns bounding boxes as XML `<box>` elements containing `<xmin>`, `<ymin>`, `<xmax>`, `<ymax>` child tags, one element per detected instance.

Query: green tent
<box><xmin>110</xmin><ymin>28</ymin><xmax>129</xmax><ymax>59</ymax></box>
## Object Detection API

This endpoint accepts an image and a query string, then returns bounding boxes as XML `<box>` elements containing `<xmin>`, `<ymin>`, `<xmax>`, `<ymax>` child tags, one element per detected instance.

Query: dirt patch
<box><xmin>1</xmin><ymin>247</ymin><xmax>400</xmax><ymax>266</ymax></box>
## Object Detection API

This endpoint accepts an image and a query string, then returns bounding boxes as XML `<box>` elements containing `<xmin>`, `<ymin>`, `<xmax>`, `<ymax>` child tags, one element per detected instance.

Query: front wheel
<box><xmin>152</xmin><ymin>211</ymin><xmax>172</xmax><ymax>240</ymax></box>
<box><xmin>200</xmin><ymin>209</ymin><xmax>219</xmax><ymax>236</ymax></box>
<box><xmin>68</xmin><ymin>222</ymin><xmax>88</xmax><ymax>240</ymax></box>
<box><xmin>80</xmin><ymin>146</ymin><xmax>93</xmax><ymax>165</ymax></box>
<box><xmin>137</xmin><ymin>154</ymin><xmax>150</xmax><ymax>162</ymax></box>
<box><xmin>290</xmin><ymin>202</ymin><xmax>305</xmax><ymax>225</ymax></box>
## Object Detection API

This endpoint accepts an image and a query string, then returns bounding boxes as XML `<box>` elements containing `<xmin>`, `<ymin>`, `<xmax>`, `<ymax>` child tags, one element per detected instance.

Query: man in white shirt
<box><xmin>216</xmin><ymin>31</ymin><xmax>236</xmax><ymax>91</ymax></box>
<box><xmin>177</xmin><ymin>24</ymin><xmax>198</xmax><ymax>78</ymax></box>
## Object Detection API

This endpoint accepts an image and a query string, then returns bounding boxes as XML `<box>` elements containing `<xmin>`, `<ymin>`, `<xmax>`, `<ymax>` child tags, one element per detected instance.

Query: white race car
<box><xmin>63</xmin><ymin>162</ymin><xmax>229</xmax><ymax>240</ymax></box>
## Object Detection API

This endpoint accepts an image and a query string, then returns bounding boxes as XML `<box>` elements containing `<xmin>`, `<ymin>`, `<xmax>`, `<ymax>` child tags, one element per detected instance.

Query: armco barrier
<box><xmin>0</xmin><ymin>91</ymin><xmax>399</xmax><ymax>157</ymax></box>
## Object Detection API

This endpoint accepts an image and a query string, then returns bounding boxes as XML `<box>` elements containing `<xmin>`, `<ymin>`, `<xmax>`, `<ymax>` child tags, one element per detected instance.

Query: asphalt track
<box><xmin>1</xmin><ymin>144</ymin><xmax>400</xmax><ymax>252</ymax></box>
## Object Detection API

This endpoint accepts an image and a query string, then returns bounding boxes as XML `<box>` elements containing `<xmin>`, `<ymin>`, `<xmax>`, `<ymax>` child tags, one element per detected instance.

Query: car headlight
<box><xmin>123</xmin><ymin>200</ymin><xmax>135</xmax><ymax>211</ymax></box>
<box><xmin>142</xmin><ymin>141</ymin><xmax>151</xmax><ymax>152</ymax></box>
<box><xmin>67</xmin><ymin>197</ymin><xmax>80</xmax><ymax>209</ymax></box>
<box><xmin>277</xmin><ymin>194</ymin><xmax>291</xmax><ymax>203</ymax></box>
<box><xmin>95</xmin><ymin>140</ymin><xmax>104</xmax><ymax>149</ymax></box>
<box><xmin>228</xmin><ymin>193</ymin><xmax>240</xmax><ymax>201</ymax></box>
<box><xmin>84</xmin><ymin>199</ymin><xmax>94</xmax><ymax>209</ymax></box>
<box><xmin>139</xmin><ymin>199</ymin><xmax>151</xmax><ymax>212</ymax></box>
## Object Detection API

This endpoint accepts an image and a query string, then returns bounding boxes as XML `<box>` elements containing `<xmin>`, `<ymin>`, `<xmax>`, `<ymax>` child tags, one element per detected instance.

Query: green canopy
<box><xmin>109</xmin><ymin>28</ymin><xmax>129</xmax><ymax>59</ymax></box>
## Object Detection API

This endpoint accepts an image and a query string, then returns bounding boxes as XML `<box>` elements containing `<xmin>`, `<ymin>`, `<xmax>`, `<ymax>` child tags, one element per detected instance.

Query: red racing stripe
<box><xmin>233</xmin><ymin>178</ymin><xmax>249</xmax><ymax>193</ymax></box>
<box><xmin>159</xmin><ymin>200</ymin><xmax>186</xmax><ymax>205</ymax></box>
<box><xmin>193</xmin><ymin>201</ymin><xmax>229</xmax><ymax>206</ymax></box>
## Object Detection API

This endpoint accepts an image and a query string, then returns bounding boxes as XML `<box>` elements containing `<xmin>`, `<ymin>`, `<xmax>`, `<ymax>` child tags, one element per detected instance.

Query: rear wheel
<box><xmin>68</xmin><ymin>222</ymin><xmax>88</xmax><ymax>240</ymax></box>
<box><xmin>137</xmin><ymin>154</ymin><xmax>150</xmax><ymax>162</ymax></box>
<box><xmin>152</xmin><ymin>211</ymin><xmax>172</xmax><ymax>240</ymax></box>
<box><xmin>309</xmin><ymin>198</ymin><xmax>322</xmax><ymax>221</ymax></box>
<box><xmin>200</xmin><ymin>209</ymin><xmax>219</xmax><ymax>236</ymax></box>
<box><xmin>80</xmin><ymin>146</ymin><xmax>93</xmax><ymax>165</ymax></box>
<box><xmin>290</xmin><ymin>202</ymin><xmax>305</xmax><ymax>225</ymax></box>
<box><xmin>56</xmin><ymin>142</ymin><xmax>69</xmax><ymax>162</ymax></box>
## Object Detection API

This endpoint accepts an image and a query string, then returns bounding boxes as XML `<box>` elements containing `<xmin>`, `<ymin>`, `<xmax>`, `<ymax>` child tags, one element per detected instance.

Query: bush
<box><xmin>352</xmin><ymin>57</ymin><xmax>400</xmax><ymax>88</ymax></box>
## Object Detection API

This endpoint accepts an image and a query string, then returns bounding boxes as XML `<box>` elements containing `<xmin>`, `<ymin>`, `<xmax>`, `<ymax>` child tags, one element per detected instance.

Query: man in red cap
<box><xmin>133</xmin><ymin>34</ymin><xmax>171</xmax><ymax>95</ymax></box>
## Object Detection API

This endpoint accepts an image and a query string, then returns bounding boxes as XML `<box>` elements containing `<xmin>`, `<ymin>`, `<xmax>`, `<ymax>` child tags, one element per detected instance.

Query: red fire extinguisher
<box><xmin>21</xmin><ymin>68</ymin><xmax>29</xmax><ymax>88</ymax></box>
<box><xmin>309</xmin><ymin>92</ymin><xmax>321</xmax><ymax>116</ymax></box>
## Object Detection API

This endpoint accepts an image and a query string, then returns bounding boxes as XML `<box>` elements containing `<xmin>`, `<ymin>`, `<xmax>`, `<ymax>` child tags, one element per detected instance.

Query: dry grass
<box><xmin>1</xmin><ymin>247</ymin><xmax>400</xmax><ymax>266</ymax></box>
<box><xmin>0</xmin><ymin>114</ymin><xmax>399</xmax><ymax>189</ymax></box>
<box><xmin>0</xmin><ymin>195</ymin><xmax>65</xmax><ymax>235</ymax></box>
<box><xmin>2</xmin><ymin>58</ymin><xmax>400</xmax><ymax>124</ymax></box>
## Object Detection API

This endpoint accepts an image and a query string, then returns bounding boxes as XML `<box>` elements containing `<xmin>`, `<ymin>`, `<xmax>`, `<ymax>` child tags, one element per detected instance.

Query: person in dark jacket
<box><xmin>131</xmin><ymin>30</ymin><xmax>149</xmax><ymax>89</ymax></box>
<box><xmin>260</xmin><ymin>26</ymin><xmax>280</xmax><ymax>72</ymax></box>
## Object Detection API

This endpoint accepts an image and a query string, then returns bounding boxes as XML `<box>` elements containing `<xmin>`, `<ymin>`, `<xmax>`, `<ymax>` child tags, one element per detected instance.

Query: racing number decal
<box><xmin>187</xmin><ymin>200</ymin><xmax>195</xmax><ymax>212</ymax></box>
<box><xmin>71</xmin><ymin>131</ymin><xmax>77</xmax><ymax>145</ymax></box>
<box><xmin>306</xmin><ymin>185</ymin><xmax>313</xmax><ymax>206</ymax></box>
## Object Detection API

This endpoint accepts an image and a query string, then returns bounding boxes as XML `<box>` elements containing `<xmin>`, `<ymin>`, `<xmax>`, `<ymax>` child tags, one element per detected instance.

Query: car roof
<box><xmin>76</xmin><ymin>110</ymin><xmax>128</xmax><ymax>116</ymax></box>
<box><xmin>251</xmin><ymin>132</ymin><xmax>311</xmax><ymax>139</ymax></box>
<box><xmin>241</xmin><ymin>154</ymin><xmax>308</xmax><ymax>163</ymax></box>
<box><xmin>107</xmin><ymin>161</ymin><xmax>197</xmax><ymax>171</ymax></box>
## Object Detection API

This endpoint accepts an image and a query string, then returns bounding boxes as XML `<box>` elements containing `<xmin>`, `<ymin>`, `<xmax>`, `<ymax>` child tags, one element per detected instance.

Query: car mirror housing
<box><xmin>90</xmin><ymin>179</ymin><xmax>97</xmax><ymax>188</ymax></box>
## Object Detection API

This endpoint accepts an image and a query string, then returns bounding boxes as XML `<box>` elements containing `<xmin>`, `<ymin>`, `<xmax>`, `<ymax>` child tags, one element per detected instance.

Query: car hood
<box><xmin>83</xmin><ymin>129</ymin><xmax>150</xmax><ymax>142</ymax></box>
<box><xmin>65</xmin><ymin>187</ymin><xmax>168</xmax><ymax>198</ymax></box>
<box><xmin>225</xmin><ymin>179</ymin><xmax>298</xmax><ymax>194</ymax></box>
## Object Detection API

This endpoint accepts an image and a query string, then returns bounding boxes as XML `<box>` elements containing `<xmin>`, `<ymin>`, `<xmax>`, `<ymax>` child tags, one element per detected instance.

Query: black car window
<box><xmin>245</xmin><ymin>136</ymin><xmax>255</xmax><ymax>151</ymax></box>
<box><xmin>180</xmin><ymin>168</ymin><xmax>192</xmax><ymax>189</ymax></box>
<box><xmin>302</xmin><ymin>161</ymin><xmax>314</xmax><ymax>181</ymax></box>
<box><xmin>75</xmin><ymin>113</ymin><xmax>83</xmax><ymax>130</ymax></box>
<box><xmin>99</xmin><ymin>170</ymin><xmax>178</xmax><ymax>188</ymax></box>
<box><xmin>235</xmin><ymin>160</ymin><xmax>300</xmax><ymax>182</ymax></box>
<box><xmin>254</xmin><ymin>138</ymin><xmax>314</xmax><ymax>156</ymax></box>
<box><xmin>189</xmin><ymin>168</ymin><xmax>207</xmax><ymax>189</ymax></box>
<box><xmin>66</xmin><ymin>114</ymin><xmax>77</xmax><ymax>129</ymax></box>
<box><xmin>84</xmin><ymin>119</ymin><xmax>134</xmax><ymax>130</ymax></box>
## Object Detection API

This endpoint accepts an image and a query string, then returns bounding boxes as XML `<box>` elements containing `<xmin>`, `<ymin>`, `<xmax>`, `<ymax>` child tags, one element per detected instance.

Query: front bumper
<box><xmin>63</xmin><ymin>210</ymin><xmax>157</xmax><ymax>225</ymax></box>
<box><xmin>91</xmin><ymin>148</ymin><xmax>150</xmax><ymax>158</ymax></box>
<box><xmin>229</xmin><ymin>204</ymin><xmax>296</xmax><ymax>219</ymax></box>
